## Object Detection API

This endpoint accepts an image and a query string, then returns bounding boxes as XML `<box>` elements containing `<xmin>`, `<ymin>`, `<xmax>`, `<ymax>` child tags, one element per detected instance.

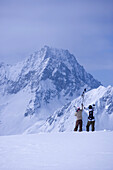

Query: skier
<box><xmin>85</xmin><ymin>104</ymin><xmax>95</xmax><ymax>132</ymax></box>
<box><xmin>74</xmin><ymin>103</ymin><xmax>84</xmax><ymax>132</ymax></box>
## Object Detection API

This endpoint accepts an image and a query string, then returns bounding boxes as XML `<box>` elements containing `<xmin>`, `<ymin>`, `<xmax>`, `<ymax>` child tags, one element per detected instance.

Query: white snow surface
<box><xmin>0</xmin><ymin>131</ymin><xmax>113</xmax><ymax>170</ymax></box>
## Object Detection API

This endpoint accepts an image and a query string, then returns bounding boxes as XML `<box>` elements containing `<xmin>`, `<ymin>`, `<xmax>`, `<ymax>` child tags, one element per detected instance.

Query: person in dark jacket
<box><xmin>85</xmin><ymin>104</ymin><xmax>95</xmax><ymax>131</ymax></box>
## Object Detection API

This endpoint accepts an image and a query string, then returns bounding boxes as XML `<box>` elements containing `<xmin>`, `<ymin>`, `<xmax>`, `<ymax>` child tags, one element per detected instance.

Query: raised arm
<box><xmin>81</xmin><ymin>103</ymin><xmax>84</xmax><ymax>110</ymax></box>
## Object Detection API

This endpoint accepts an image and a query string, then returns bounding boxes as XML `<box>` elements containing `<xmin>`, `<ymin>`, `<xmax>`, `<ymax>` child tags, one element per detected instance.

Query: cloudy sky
<box><xmin>0</xmin><ymin>0</ymin><xmax>113</xmax><ymax>86</ymax></box>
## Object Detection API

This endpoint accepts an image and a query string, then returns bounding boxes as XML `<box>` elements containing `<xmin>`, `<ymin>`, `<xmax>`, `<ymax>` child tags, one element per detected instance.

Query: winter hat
<box><xmin>77</xmin><ymin>107</ymin><xmax>80</xmax><ymax>111</ymax></box>
<box><xmin>88</xmin><ymin>105</ymin><xmax>92</xmax><ymax>109</ymax></box>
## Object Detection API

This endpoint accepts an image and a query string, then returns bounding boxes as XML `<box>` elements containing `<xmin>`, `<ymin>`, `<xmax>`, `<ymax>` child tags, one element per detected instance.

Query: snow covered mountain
<box><xmin>0</xmin><ymin>45</ymin><xmax>106</xmax><ymax>135</ymax></box>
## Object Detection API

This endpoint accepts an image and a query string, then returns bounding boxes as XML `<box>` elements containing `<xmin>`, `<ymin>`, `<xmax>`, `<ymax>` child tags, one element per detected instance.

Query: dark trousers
<box><xmin>74</xmin><ymin>120</ymin><xmax>82</xmax><ymax>132</ymax></box>
<box><xmin>86</xmin><ymin>121</ymin><xmax>95</xmax><ymax>131</ymax></box>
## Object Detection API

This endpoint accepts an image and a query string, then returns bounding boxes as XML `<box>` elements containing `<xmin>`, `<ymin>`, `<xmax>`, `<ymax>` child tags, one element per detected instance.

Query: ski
<box><xmin>81</xmin><ymin>88</ymin><xmax>86</xmax><ymax>105</ymax></box>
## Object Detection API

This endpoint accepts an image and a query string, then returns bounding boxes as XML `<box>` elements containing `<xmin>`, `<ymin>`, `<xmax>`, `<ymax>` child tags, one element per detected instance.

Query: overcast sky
<box><xmin>0</xmin><ymin>0</ymin><xmax>113</xmax><ymax>86</ymax></box>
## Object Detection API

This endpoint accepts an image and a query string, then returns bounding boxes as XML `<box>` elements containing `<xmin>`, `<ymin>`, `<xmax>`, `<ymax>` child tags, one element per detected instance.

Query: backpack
<box><xmin>88</xmin><ymin>109</ymin><xmax>94</xmax><ymax>120</ymax></box>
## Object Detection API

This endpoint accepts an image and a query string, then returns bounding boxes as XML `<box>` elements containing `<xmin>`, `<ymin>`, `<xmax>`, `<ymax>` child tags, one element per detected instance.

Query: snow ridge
<box><xmin>24</xmin><ymin>86</ymin><xmax>113</xmax><ymax>134</ymax></box>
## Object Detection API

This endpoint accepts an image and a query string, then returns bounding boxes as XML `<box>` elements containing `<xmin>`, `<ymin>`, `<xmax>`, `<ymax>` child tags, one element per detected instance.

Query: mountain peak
<box><xmin>40</xmin><ymin>45</ymin><xmax>73</xmax><ymax>62</ymax></box>
<box><xmin>0</xmin><ymin>46</ymin><xmax>101</xmax><ymax>117</ymax></box>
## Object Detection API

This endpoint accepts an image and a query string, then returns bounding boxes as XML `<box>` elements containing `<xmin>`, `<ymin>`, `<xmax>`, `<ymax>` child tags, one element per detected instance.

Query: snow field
<box><xmin>0</xmin><ymin>131</ymin><xmax>113</xmax><ymax>170</ymax></box>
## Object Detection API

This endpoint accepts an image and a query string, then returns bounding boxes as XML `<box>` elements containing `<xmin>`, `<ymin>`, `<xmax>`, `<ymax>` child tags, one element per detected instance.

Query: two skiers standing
<box><xmin>74</xmin><ymin>103</ymin><xmax>95</xmax><ymax>132</ymax></box>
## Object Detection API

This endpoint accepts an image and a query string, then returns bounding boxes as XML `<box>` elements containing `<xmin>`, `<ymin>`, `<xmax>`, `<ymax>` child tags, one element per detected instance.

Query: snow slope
<box><xmin>0</xmin><ymin>131</ymin><xmax>113</xmax><ymax>170</ymax></box>
<box><xmin>24</xmin><ymin>85</ymin><xmax>113</xmax><ymax>134</ymax></box>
